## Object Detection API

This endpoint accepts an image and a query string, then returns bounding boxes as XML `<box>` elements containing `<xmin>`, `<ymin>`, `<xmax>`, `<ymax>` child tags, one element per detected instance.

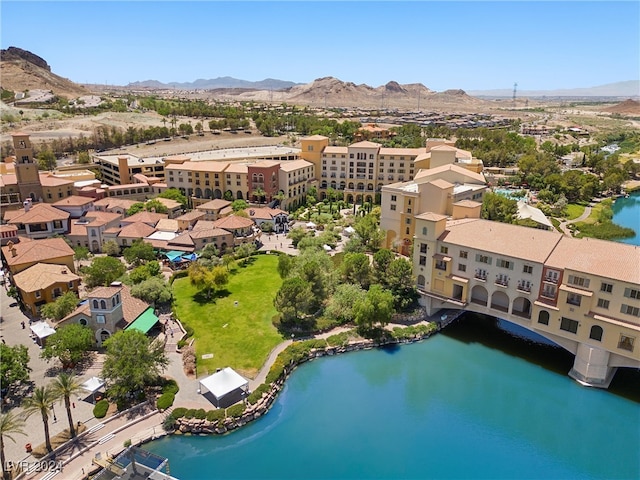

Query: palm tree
<box><xmin>0</xmin><ymin>411</ymin><xmax>27</xmax><ymax>480</ymax></box>
<box><xmin>51</xmin><ymin>373</ymin><xmax>83</xmax><ymax>438</ymax></box>
<box><xmin>22</xmin><ymin>386</ymin><xmax>59</xmax><ymax>453</ymax></box>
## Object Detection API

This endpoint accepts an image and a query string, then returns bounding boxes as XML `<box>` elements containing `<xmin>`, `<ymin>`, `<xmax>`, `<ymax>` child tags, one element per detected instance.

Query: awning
<box><xmin>30</xmin><ymin>321</ymin><xmax>56</xmax><ymax>339</ymax></box>
<box><xmin>559</xmin><ymin>284</ymin><xmax>593</xmax><ymax>297</ymax></box>
<box><xmin>199</xmin><ymin>367</ymin><xmax>248</xmax><ymax>400</ymax></box>
<box><xmin>165</xmin><ymin>250</ymin><xmax>185</xmax><ymax>262</ymax></box>
<box><xmin>125</xmin><ymin>308</ymin><xmax>159</xmax><ymax>334</ymax></box>
<box><xmin>80</xmin><ymin>376</ymin><xmax>105</xmax><ymax>394</ymax></box>
<box><xmin>433</xmin><ymin>254</ymin><xmax>452</xmax><ymax>262</ymax></box>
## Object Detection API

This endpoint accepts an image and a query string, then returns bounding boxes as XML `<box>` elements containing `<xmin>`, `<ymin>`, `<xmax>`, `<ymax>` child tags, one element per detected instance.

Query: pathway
<box><xmin>557</xmin><ymin>205</ymin><xmax>591</xmax><ymax>236</ymax></box>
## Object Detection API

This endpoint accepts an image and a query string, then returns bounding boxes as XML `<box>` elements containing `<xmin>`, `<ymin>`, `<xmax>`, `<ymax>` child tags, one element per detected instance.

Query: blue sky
<box><xmin>1</xmin><ymin>1</ymin><xmax>638</xmax><ymax>91</ymax></box>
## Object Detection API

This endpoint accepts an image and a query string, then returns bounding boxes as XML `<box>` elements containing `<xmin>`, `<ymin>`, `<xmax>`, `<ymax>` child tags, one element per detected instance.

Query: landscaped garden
<box><xmin>172</xmin><ymin>254</ymin><xmax>284</xmax><ymax>378</ymax></box>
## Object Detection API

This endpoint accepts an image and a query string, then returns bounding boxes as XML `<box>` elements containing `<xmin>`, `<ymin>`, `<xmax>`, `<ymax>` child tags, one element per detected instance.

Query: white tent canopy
<box><xmin>199</xmin><ymin>368</ymin><xmax>248</xmax><ymax>401</ymax></box>
<box><xmin>80</xmin><ymin>376</ymin><xmax>105</xmax><ymax>394</ymax></box>
<box><xmin>30</xmin><ymin>321</ymin><xmax>56</xmax><ymax>339</ymax></box>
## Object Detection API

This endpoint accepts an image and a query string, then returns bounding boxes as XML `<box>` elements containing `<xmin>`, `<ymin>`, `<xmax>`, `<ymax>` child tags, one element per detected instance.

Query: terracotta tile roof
<box><xmin>123</xmin><ymin>211</ymin><xmax>167</xmax><ymax>226</ymax></box>
<box><xmin>453</xmin><ymin>200</ymin><xmax>481</xmax><ymax>208</ymax></box>
<box><xmin>39</xmin><ymin>174</ymin><xmax>73</xmax><ymax>187</ymax></box>
<box><xmin>414</xmin><ymin>164</ymin><xmax>486</xmax><ymax>184</ymax></box>
<box><xmin>176</xmin><ymin>210</ymin><xmax>206</xmax><ymax>221</ymax></box>
<box><xmin>5</xmin><ymin>203</ymin><xmax>69</xmax><ymax>224</ymax></box>
<box><xmin>224</xmin><ymin>163</ymin><xmax>248</xmax><ymax>173</ymax></box>
<box><xmin>196</xmin><ymin>199</ymin><xmax>232</xmax><ymax>211</ymax></box>
<box><xmin>86</xmin><ymin>211</ymin><xmax>122</xmax><ymax>227</ymax></box>
<box><xmin>52</xmin><ymin>196</ymin><xmax>94</xmax><ymax>207</ymax></box>
<box><xmin>278</xmin><ymin>160</ymin><xmax>313</xmax><ymax>172</ymax></box>
<box><xmin>118</xmin><ymin>222</ymin><xmax>156</xmax><ymax>238</ymax></box>
<box><xmin>304</xmin><ymin>135</ymin><xmax>329</xmax><ymax>141</ymax></box>
<box><xmin>545</xmin><ymin>236</ymin><xmax>640</xmax><ymax>284</ymax></box>
<box><xmin>323</xmin><ymin>146</ymin><xmax>348</xmax><ymax>154</ymax></box>
<box><xmin>63</xmin><ymin>283</ymin><xmax>149</xmax><ymax>325</ymax></box>
<box><xmin>380</xmin><ymin>147</ymin><xmax>424</xmax><ymax>156</ymax></box>
<box><xmin>93</xmin><ymin>198</ymin><xmax>138</xmax><ymax>210</ymax></box>
<box><xmin>104</xmin><ymin>226</ymin><xmax>121</xmax><ymax>234</ymax></box>
<box><xmin>189</xmin><ymin>227</ymin><xmax>231</xmax><ymax>240</ymax></box>
<box><xmin>246</xmin><ymin>207</ymin><xmax>288</xmax><ymax>220</ymax></box>
<box><xmin>415</xmin><ymin>212</ymin><xmax>448</xmax><ymax>221</ymax></box>
<box><xmin>350</xmin><ymin>141</ymin><xmax>381</xmax><ymax>149</ymax></box>
<box><xmin>169</xmin><ymin>232</ymin><xmax>195</xmax><ymax>247</ymax></box>
<box><xmin>1</xmin><ymin>238</ymin><xmax>74</xmax><ymax>266</ymax></box>
<box><xmin>219</xmin><ymin>206</ymin><xmax>233</xmax><ymax>216</ymax></box>
<box><xmin>0</xmin><ymin>225</ymin><xmax>18</xmax><ymax>233</ymax></box>
<box><xmin>440</xmin><ymin>218</ymin><xmax>563</xmax><ymax>263</ymax></box>
<box><xmin>429</xmin><ymin>178</ymin><xmax>454</xmax><ymax>189</ymax></box>
<box><xmin>212</xmin><ymin>215</ymin><xmax>254</xmax><ymax>230</ymax></box>
<box><xmin>155</xmin><ymin>219</ymin><xmax>179</xmax><ymax>232</ymax></box>
<box><xmin>166</xmin><ymin>162</ymin><xmax>228</xmax><ymax>173</ymax></box>
<box><xmin>13</xmin><ymin>263</ymin><xmax>80</xmax><ymax>292</ymax></box>
<box><xmin>155</xmin><ymin>197</ymin><xmax>181</xmax><ymax>209</ymax></box>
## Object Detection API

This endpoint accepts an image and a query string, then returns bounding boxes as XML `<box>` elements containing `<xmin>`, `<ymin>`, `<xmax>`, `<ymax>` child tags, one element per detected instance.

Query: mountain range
<box><xmin>127</xmin><ymin>77</ymin><xmax>299</xmax><ymax>90</ymax></box>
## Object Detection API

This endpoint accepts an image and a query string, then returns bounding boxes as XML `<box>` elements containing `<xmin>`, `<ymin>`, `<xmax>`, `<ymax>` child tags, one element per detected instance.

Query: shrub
<box><xmin>177</xmin><ymin>339</ymin><xmax>187</xmax><ymax>349</ymax></box>
<box><xmin>123</xmin><ymin>439</ymin><xmax>132</xmax><ymax>448</ymax></box>
<box><xmin>247</xmin><ymin>384</ymin><xmax>270</xmax><ymax>405</ymax></box>
<box><xmin>93</xmin><ymin>399</ymin><xmax>109</xmax><ymax>418</ymax></box>
<box><xmin>184</xmin><ymin>408</ymin><xmax>197</xmax><ymax>419</ymax></box>
<box><xmin>226</xmin><ymin>404</ymin><xmax>245</xmax><ymax>418</ymax></box>
<box><xmin>163</xmin><ymin>416</ymin><xmax>176</xmax><ymax>431</ymax></box>
<box><xmin>326</xmin><ymin>331</ymin><xmax>352</xmax><ymax>347</ymax></box>
<box><xmin>184</xmin><ymin>324</ymin><xmax>194</xmax><ymax>338</ymax></box>
<box><xmin>265</xmin><ymin>360</ymin><xmax>286</xmax><ymax>384</ymax></box>
<box><xmin>194</xmin><ymin>408</ymin><xmax>206</xmax><ymax>419</ymax></box>
<box><xmin>169</xmin><ymin>270</ymin><xmax>189</xmax><ymax>284</ymax></box>
<box><xmin>156</xmin><ymin>392</ymin><xmax>175</xmax><ymax>410</ymax></box>
<box><xmin>171</xmin><ymin>407</ymin><xmax>187</xmax><ymax>419</ymax></box>
<box><xmin>162</xmin><ymin>379</ymin><xmax>180</xmax><ymax>395</ymax></box>
<box><xmin>206</xmin><ymin>409</ymin><xmax>225</xmax><ymax>422</ymax></box>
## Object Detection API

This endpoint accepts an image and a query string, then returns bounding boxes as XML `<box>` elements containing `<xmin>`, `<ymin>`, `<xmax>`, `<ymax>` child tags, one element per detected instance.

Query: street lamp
<box><xmin>51</xmin><ymin>404</ymin><xmax>57</xmax><ymax>423</ymax></box>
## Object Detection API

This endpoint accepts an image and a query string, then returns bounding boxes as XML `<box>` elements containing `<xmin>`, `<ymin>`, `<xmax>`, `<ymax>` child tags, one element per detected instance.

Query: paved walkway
<box><xmin>557</xmin><ymin>205</ymin><xmax>591</xmax><ymax>235</ymax></box>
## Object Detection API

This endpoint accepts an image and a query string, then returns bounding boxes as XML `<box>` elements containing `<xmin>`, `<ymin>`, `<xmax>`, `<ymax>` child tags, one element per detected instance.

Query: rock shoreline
<box><xmin>169</xmin><ymin>326</ymin><xmax>437</xmax><ymax>436</ymax></box>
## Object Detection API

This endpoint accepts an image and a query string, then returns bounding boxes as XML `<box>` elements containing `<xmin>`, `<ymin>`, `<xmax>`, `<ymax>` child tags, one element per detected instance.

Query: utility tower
<box><xmin>513</xmin><ymin>82</ymin><xmax>518</xmax><ymax>107</ymax></box>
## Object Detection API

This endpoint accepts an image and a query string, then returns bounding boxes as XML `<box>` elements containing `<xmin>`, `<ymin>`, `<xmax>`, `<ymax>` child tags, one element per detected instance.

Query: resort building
<box><xmin>12</xmin><ymin>263</ymin><xmax>81</xmax><ymax>317</ymax></box>
<box><xmin>411</xmin><ymin>215</ymin><xmax>640</xmax><ymax>388</ymax></box>
<box><xmin>3</xmin><ymin>200</ymin><xmax>70</xmax><ymax>239</ymax></box>
<box><xmin>1</xmin><ymin>237</ymin><xmax>75</xmax><ymax>275</ymax></box>
<box><xmin>299</xmin><ymin>135</ymin><xmax>483</xmax><ymax>203</ymax></box>
<box><xmin>67</xmin><ymin>210</ymin><xmax>123</xmax><ymax>252</ymax></box>
<box><xmin>58</xmin><ymin>281</ymin><xmax>157</xmax><ymax>347</ymax></box>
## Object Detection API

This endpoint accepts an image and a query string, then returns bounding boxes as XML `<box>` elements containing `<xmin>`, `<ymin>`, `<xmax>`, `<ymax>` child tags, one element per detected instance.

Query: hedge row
<box><xmin>156</xmin><ymin>392</ymin><xmax>175</xmax><ymax>410</ymax></box>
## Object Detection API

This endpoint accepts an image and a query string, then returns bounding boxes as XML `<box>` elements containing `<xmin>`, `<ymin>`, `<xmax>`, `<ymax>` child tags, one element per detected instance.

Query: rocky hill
<box><xmin>0</xmin><ymin>46</ymin><xmax>89</xmax><ymax>99</ymax></box>
<box><xmin>603</xmin><ymin>99</ymin><xmax>640</xmax><ymax>115</ymax></box>
<box><xmin>209</xmin><ymin>76</ymin><xmax>487</xmax><ymax>111</ymax></box>
<box><xmin>128</xmin><ymin>76</ymin><xmax>299</xmax><ymax>90</ymax></box>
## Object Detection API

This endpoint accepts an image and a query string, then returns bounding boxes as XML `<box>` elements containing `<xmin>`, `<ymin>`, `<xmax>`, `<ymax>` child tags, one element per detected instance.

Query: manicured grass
<box><xmin>172</xmin><ymin>254</ymin><xmax>284</xmax><ymax>378</ymax></box>
<box><xmin>564</xmin><ymin>203</ymin><xmax>586</xmax><ymax>220</ymax></box>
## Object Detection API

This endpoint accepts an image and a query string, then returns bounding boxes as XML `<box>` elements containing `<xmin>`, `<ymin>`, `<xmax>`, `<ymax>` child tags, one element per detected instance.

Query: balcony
<box><xmin>541</xmin><ymin>290</ymin><xmax>556</xmax><ymax>299</ymax></box>
<box><xmin>474</xmin><ymin>273</ymin><xmax>487</xmax><ymax>281</ymax></box>
<box><xmin>516</xmin><ymin>283</ymin><xmax>532</xmax><ymax>293</ymax></box>
<box><xmin>544</xmin><ymin>276</ymin><xmax>558</xmax><ymax>284</ymax></box>
<box><xmin>495</xmin><ymin>278</ymin><xmax>509</xmax><ymax>288</ymax></box>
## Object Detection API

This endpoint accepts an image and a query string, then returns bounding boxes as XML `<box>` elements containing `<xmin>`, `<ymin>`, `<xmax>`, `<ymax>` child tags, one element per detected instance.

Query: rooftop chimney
<box><xmin>11</xmin><ymin>247</ymin><xmax>17</xmax><ymax>257</ymax></box>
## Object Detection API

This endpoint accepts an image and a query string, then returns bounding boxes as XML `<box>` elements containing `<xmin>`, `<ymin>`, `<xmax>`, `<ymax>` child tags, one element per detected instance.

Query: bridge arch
<box><xmin>471</xmin><ymin>285</ymin><xmax>488</xmax><ymax>306</ymax></box>
<box><xmin>490</xmin><ymin>290</ymin><xmax>510</xmax><ymax>313</ymax></box>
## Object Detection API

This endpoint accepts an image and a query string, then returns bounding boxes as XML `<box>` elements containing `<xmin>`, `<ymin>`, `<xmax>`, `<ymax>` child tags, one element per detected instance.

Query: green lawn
<box><xmin>564</xmin><ymin>203</ymin><xmax>586</xmax><ymax>220</ymax></box>
<box><xmin>172</xmin><ymin>254</ymin><xmax>284</xmax><ymax>378</ymax></box>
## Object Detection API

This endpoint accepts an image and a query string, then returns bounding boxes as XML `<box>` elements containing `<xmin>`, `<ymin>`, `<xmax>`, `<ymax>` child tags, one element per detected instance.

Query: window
<box><xmin>100</xmin><ymin>300</ymin><xmax>107</xmax><ymax>309</ymax></box>
<box><xmin>93</xmin><ymin>300</ymin><xmax>99</xmax><ymax>309</ymax></box>
<box><xmin>589</xmin><ymin>326</ymin><xmax>603</xmax><ymax>342</ymax></box>
<box><xmin>390</xmin><ymin>205</ymin><xmax>396</xmax><ymax>211</ymax></box>
<box><xmin>566</xmin><ymin>293</ymin><xmax>582</xmax><ymax>306</ymax></box>
<box><xmin>96</xmin><ymin>315</ymin><xmax>106</xmax><ymax>324</ymax></box>
<box><xmin>624</xmin><ymin>288</ymin><xmax>640</xmax><ymax>299</ymax></box>
<box><xmin>435</xmin><ymin>260</ymin><xmax>447</xmax><ymax>271</ymax></box>
<box><xmin>459</xmin><ymin>251</ymin><xmax>468</xmax><ymax>259</ymax></box>
<box><xmin>420</xmin><ymin>244</ymin><xmax>427</xmax><ymax>254</ymax></box>
<box><xmin>405</xmin><ymin>218</ymin><xmax>411</xmax><ymax>225</ymax></box>
<box><xmin>391</xmin><ymin>195</ymin><xmax>397</xmax><ymax>201</ymax></box>
<box><xmin>35</xmin><ymin>290</ymin><xmax>42</xmax><ymax>299</ymax></box>
<box><xmin>597</xmin><ymin>298</ymin><xmax>609</xmax><ymax>309</ymax></box>
<box><xmin>560</xmin><ymin>317</ymin><xmax>579</xmax><ymax>334</ymax></box>
<box><xmin>497</xmin><ymin>259</ymin><xmax>513</xmax><ymax>270</ymax></box>
<box><xmin>541</xmin><ymin>284</ymin><xmax>557</xmax><ymax>299</ymax></box>
<box><xmin>618</xmin><ymin>335</ymin><xmax>635</xmax><ymax>352</ymax></box>
<box><xmin>422</xmin><ymin>227</ymin><xmax>427</xmax><ymax>236</ymax></box>
<box><xmin>440</xmin><ymin>246</ymin><xmax>448</xmax><ymax>254</ymax></box>
<box><xmin>476</xmin><ymin>254</ymin><xmax>491</xmax><ymax>265</ymax></box>
<box><xmin>417</xmin><ymin>275</ymin><xmax>425</xmax><ymax>287</ymax></box>
<box><xmin>568</xmin><ymin>275</ymin><xmax>590</xmax><ymax>289</ymax></box>
<box><xmin>79</xmin><ymin>318</ymin><xmax>88</xmax><ymax>326</ymax></box>
<box><xmin>600</xmin><ymin>282</ymin><xmax>613</xmax><ymax>293</ymax></box>
<box><xmin>538</xmin><ymin>311</ymin><xmax>550</xmax><ymax>325</ymax></box>
<box><xmin>475</xmin><ymin>269</ymin><xmax>487</xmax><ymax>280</ymax></box>
<box><xmin>419</xmin><ymin>256</ymin><xmax>426</xmax><ymax>266</ymax></box>
<box><xmin>458</xmin><ymin>264</ymin><xmax>466</xmax><ymax>272</ymax></box>
<box><xmin>621</xmin><ymin>304</ymin><xmax>640</xmax><ymax>317</ymax></box>
<box><xmin>523</xmin><ymin>265</ymin><xmax>533</xmax><ymax>274</ymax></box>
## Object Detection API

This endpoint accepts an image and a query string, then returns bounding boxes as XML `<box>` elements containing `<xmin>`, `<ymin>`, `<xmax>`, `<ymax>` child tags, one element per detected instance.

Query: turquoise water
<box><xmin>612</xmin><ymin>191</ymin><xmax>640</xmax><ymax>245</ymax></box>
<box><xmin>146</xmin><ymin>316</ymin><xmax>640</xmax><ymax>479</ymax></box>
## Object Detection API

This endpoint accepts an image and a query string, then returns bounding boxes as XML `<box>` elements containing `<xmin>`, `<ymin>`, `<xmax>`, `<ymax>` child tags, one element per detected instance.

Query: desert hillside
<box><xmin>0</xmin><ymin>46</ymin><xmax>89</xmax><ymax>99</ymax></box>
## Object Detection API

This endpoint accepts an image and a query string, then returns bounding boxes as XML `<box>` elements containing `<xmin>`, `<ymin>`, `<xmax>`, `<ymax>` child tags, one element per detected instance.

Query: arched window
<box><xmin>112</xmin><ymin>297</ymin><xmax>116</xmax><ymax>307</ymax></box>
<box><xmin>93</xmin><ymin>300</ymin><xmax>99</xmax><ymax>309</ymax></box>
<box><xmin>538</xmin><ymin>310</ymin><xmax>550</xmax><ymax>325</ymax></box>
<box><xmin>417</xmin><ymin>275</ymin><xmax>425</xmax><ymax>287</ymax></box>
<box><xmin>100</xmin><ymin>300</ymin><xmax>106</xmax><ymax>310</ymax></box>
<box><xmin>589</xmin><ymin>325</ymin><xmax>603</xmax><ymax>342</ymax></box>
<box><xmin>422</xmin><ymin>227</ymin><xmax>428</xmax><ymax>236</ymax></box>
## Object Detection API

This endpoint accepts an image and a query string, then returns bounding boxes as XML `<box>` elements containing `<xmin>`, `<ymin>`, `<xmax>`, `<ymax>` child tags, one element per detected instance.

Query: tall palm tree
<box><xmin>0</xmin><ymin>411</ymin><xmax>27</xmax><ymax>480</ymax></box>
<box><xmin>22</xmin><ymin>386</ymin><xmax>58</xmax><ymax>453</ymax></box>
<box><xmin>51</xmin><ymin>373</ymin><xmax>83</xmax><ymax>438</ymax></box>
